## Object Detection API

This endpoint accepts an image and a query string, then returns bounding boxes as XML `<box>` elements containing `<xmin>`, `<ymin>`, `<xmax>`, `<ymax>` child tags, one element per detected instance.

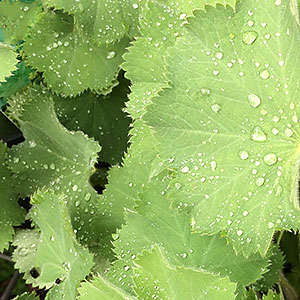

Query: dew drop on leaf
<box><xmin>259</xmin><ymin>69</ymin><xmax>270</xmax><ymax>79</ymax></box>
<box><xmin>237</xmin><ymin>230</ymin><xmax>243</xmax><ymax>236</ymax></box>
<box><xmin>256</xmin><ymin>177</ymin><xmax>265</xmax><ymax>187</ymax></box>
<box><xmin>248</xmin><ymin>94</ymin><xmax>261</xmax><ymax>107</ymax></box>
<box><xmin>211</xmin><ymin>104</ymin><xmax>221</xmax><ymax>113</ymax></box>
<box><xmin>242</xmin><ymin>31</ymin><xmax>258</xmax><ymax>45</ymax></box>
<box><xmin>18</xmin><ymin>247</ymin><xmax>28</xmax><ymax>257</ymax></box>
<box><xmin>106</xmin><ymin>51</ymin><xmax>116</xmax><ymax>60</ymax></box>
<box><xmin>239</xmin><ymin>150</ymin><xmax>249</xmax><ymax>160</ymax></box>
<box><xmin>251</xmin><ymin>126</ymin><xmax>267</xmax><ymax>142</ymax></box>
<box><xmin>181</xmin><ymin>166</ymin><xmax>189</xmax><ymax>173</ymax></box>
<box><xmin>263</xmin><ymin>153</ymin><xmax>277</xmax><ymax>166</ymax></box>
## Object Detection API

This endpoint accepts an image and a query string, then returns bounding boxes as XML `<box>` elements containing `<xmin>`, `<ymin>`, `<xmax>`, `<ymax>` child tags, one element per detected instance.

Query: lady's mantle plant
<box><xmin>0</xmin><ymin>0</ymin><xmax>300</xmax><ymax>299</ymax></box>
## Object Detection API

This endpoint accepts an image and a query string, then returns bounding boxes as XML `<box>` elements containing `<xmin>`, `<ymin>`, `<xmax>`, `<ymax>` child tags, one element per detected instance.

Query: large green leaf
<box><xmin>145</xmin><ymin>0</ymin><xmax>300</xmax><ymax>256</ymax></box>
<box><xmin>0</xmin><ymin>0</ymin><xmax>42</xmax><ymax>44</ymax></box>
<box><xmin>108</xmin><ymin>174</ymin><xmax>269</xmax><ymax>294</ymax></box>
<box><xmin>79</xmin><ymin>246</ymin><xmax>236</xmax><ymax>300</ymax></box>
<box><xmin>7</xmin><ymin>85</ymin><xmax>101</xmax><ymax>246</ymax></box>
<box><xmin>23</xmin><ymin>10</ymin><xmax>129</xmax><ymax>97</ymax></box>
<box><xmin>123</xmin><ymin>0</ymin><xmax>236</xmax><ymax>120</ymax></box>
<box><xmin>42</xmin><ymin>0</ymin><xmax>145</xmax><ymax>43</ymax></box>
<box><xmin>13</xmin><ymin>190</ymin><xmax>94</xmax><ymax>300</ymax></box>
<box><xmin>0</xmin><ymin>43</ymin><xmax>18</xmax><ymax>83</ymax></box>
<box><xmin>54</xmin><ymin>77</ymin><xmax>131</xmax><ymax>164</ymax></box>
<box><xmin>0</xmin><ymin>142</ymin><xmax>25</xmax><ymax>251</ymax></box>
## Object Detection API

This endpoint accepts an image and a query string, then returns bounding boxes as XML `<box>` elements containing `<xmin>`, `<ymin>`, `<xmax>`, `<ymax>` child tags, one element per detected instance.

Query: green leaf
<box><xmin>145</xmin><ymin>0</ymin><xmax>300</xmax><ymax>256</ymax></box>
<box><xmin>0</xmin><ymin>62</ymin><xmax>34</xmax><ymax>101</ymax></box>
<box><xmin>23</xmin><ymin>10</ymin><xmax>129</xmax><ymax>97</ymax></box>
<box><xmin>0</xmin><ymin>43</ymin><xmax>18</xmax><ymax>83</ymax></box>
<box><xmin>79</xmin><ymin>246</ymin><xmax>236</xmax><ymax>300</ymax></box>
<box><xmin>254</xmin><ymin>245</ymin><xmax>284</xmax><ymax>292</ymax></box>
<box><xmin>123</xmin><ymin>0</ymin><xmax>236</xmax><ymax>120</ymax></box>
<box><xmin>7</xmin><ymin>85</ymin><xmax>101</xmax><ymax>246</ymax></box>
<box><xmin>0</xmin><ymin>0</ymin><xmax>42</xmax><ymax>44</ymax></box>
<box><xmin>0</xmin><ymin>142</ymin><xmax>25</xmax><ymax>251</ymax></box>
<box><xmin>263</xmin><ymin>292</ymin><xmax>281</xmax><ymax>300</ymax></box>
<box><xmin>13</xmin><ymin>292</ymin><xmax>39</xmax><ymax>300</ymax></box>
<box><xmin>13</xmin><ymin>190</ymin><xmax>94</xmax><ymax>300</ymax></box>
<box><xmin>42</xmin><ymin>0</ymin><xmax>145</xmax><ymax>44</ymax></box>
<box><xmin>54</xmin><ymin>77</ymin><xmax>131</xmax><ymax>164</ymax></box>
<box><xmin>108</xmin><ymin>174</ymin><xmax>269</xmax><ymax>293</ymax></box>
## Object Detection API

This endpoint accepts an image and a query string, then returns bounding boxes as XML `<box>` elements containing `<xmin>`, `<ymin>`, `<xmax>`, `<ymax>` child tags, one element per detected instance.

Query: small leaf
<box><xmin>13</xmin><ymin>190</ymin><xmax>94</xmax><ymax>300</ymax></box>
<box><xmin>0</xmin><ymin>142</ymin><xmax>25</xmax><ymax>251</ymax></box>
<box><xmin>0</xmin><ymin>43</ymin><xmax>18</xmax><ymax>83</ymax></box>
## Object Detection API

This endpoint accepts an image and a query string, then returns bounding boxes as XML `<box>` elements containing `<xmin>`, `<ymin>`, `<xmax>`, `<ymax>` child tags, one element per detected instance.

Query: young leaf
<box><xmin>7</xmin><ymin>85</ymin><xmax>101</xmax><ymax>246</ymax></box>
<box><xmin>0</xmin><ymin>44</ymin><xmax>18</xmax><ymax>83</ymax></box>
<box><xmin>79</xmin><ymin>246</ymin><xmax>236</xmax><ymax>300</ymax></box>
<box><xmin>0</xmin><ymin>0</ymin><xmax>42</xmax><ymax>44</ymax></box>
<box><xmin>13</xmin><ymin>190</ymin><xmax>94</xmax><ymax>300</ymax></box>
<box><xmin>0</xmin><ymin>142</ymin><xmax>25</xmax><ymax>251</ymax></box>
<box><xmin>54</xmin><ymin>78</ymin><xmax>131</xmax><ymax>164</ymax></box>
<box><xmin>108</xmin><ymin>174</ymin><xmax>269</xmax><ymax>293</ymax></box>
<box><xmin>23</xmin><ymin>10</ymin><xmax>129</xmax><ymax>97</ymax></box>
<box><xmin>13</xmin><ymin>292</ymin><xmax>39</xmax><ymax>300</ymax></box>
<box><xmin>145</xmin><ymin>0</ymin><xmax>300</xmax><ymax>256</ymax></box>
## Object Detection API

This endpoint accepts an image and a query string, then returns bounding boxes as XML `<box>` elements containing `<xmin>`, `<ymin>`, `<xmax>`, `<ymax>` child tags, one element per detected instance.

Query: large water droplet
<box><xmin>251</xmin><ymin>126</ymin><xmax>267</xmax><ymax>142</ymax></box>
<box><xmin>181</xmin><ymin>166</ymin><xmax>189</xmax><ymax>173</ymax></box>
<box><xmin>106</xmin><ymin>51</ymin><xmax>116</xmax><ymax>60</ymax></box>
<box><xmin>256</xmin><ymin>177</ymin><xmax>265</xmax><ymax>187</ymax></box>
<box><xmin>239</xmin><ymin>150</ymin><xmax>249</xmax><ymax>160</ymax></box>
<box><xmin>211</xmin><ymin>104</ymin><xmax>221</xmax><ymax>113</ymax></box>
<box><xmin>211</xmin><ymin>161</ymin><xmax>217</xmax><ymax>171</ymax></box>
<box><xmin>263</xmin><ymin>153</ymin><xmax>277</xmax><ymax>166</ymax></box>
<box><xmin>260</xmin><ymin>69</ymin><xmax>270</xmax><ymax>79</ymax></box>
<box><xmin>237</xmin><ymin>230</ymin><xmax>243</xmax><ymax>236</ymax></box>
<box><xmin>248</xmin><ymin>94</ymin><xmax>261</xmax><ymax>107</ymax></box>
<box><xmin>242</xmin><ymin>31</ymin><xmax>258</xmax><ymax>45</ymax></box>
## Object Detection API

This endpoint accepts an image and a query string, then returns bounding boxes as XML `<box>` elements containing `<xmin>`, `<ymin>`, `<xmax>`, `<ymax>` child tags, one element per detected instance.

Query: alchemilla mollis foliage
<box><xmin>1</xmin><ymin>0</ymin><xmax>300</xmax><ymax>299</ymax></box>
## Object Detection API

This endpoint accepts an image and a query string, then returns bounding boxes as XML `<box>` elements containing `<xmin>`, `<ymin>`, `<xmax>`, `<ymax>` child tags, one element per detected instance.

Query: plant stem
<box><xmin>0</xmin><ymin>271</ymin><xmax>19</xmax><ymax>300</ymax></box>
<box><xmin>0</xmin><ymin>253</ymin><xmax>12</xmax><ymax>262</ymax></box>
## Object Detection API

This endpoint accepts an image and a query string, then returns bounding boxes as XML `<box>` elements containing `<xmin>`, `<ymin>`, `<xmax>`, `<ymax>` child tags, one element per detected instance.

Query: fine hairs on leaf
<box><xmin>1</xmin><ymin>0</ymin><xmax>300</xmax><ymax>299</ymax></box>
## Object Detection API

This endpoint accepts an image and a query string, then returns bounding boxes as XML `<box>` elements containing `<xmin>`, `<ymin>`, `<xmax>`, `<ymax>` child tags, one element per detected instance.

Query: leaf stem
<box><xmin>0</xmin><ymin>271</ymin><xmax>19</xmax><ymax>300</ymax></box>
<box><xmin>0</xmin><ymin>253</ymin><xmax>12</xmax><ymax>262</ymax></box>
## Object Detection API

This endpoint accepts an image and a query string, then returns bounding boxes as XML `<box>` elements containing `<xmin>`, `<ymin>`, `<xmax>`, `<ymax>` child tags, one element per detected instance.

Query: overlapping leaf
<box><xmin>108</xmin><ymin>173</ymin><xmax>269</xmax><ymax>295</ymax></box>
<box><xmin>13</xmin><ymin>293</ymin><xmax>39</xmax><ymax>300</ymax></box>
<box><xmin>23</xmin><ymin>10</ymin><xmax>129</xmax><ymax>97</ymax></box>
<box><xmin>7</xmin><ymin>85</ymin><xmax>101</xmax><ymax>246</ymax></box>
<box><xmin>79</xmin><ymin>246</ymin><xmax>236</xmax><ymax>300</ymax></box>
<box><xmin>145</xmin><ymin>0</ymin><xmax>300</xmax><ymax>256</ymax></box>
<box><xmin>13</xmin><ymin>190</ymin><xmax>94</xmax><ymax>300</ymax></box>
<box><xmin>0</xmin><ymin>44</ymin><xmax>18</xmax><ymax>82</ymax></box>
<box><xmin>0</xmin><ymin>0</ymin><xmax>42</xmax><ymax>44</ymax></box>
<box><xmin>42</xmin><ymin>0</ymin><xmax>145</xmax><ymax>44</ymax></box>
<box><xmin>123</xmin><ymin>0</ymin><xmax>236</xmax><ymax>120</ymax></box>
<box><xmin>0</xmin><ymin>142</ymin><xmax>25</xmax><ymax>251</ymax></box>
<box><xmin>54</xmin><ymin>77</ymin><xmax>131</xmax><ymax>164</ymax></box>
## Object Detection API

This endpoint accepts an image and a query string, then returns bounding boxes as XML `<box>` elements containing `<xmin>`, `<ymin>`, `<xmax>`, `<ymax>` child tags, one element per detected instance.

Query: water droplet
<box><xmin>62</xmin><ymin>262</ymin><xmax>71</xmax><ymax>271</ymax></box>
<box><xmin>211</xmin><ymin>104</ymin><xmax>221</xmax><ymax>113</ymax></box>
<box><xmin>132</xmin><ymin>3</ymin><xmax>138</xmax><ymax>9</ymax></box>
<box><xmin>50</xmin><ymin>236</ymin><xmax>55</xmax><ymax>242</ymax></box>
<box><xmin>243</xmin><ymin>211</ymin><xmax>249</xmax><ymax>216</ymax></box>
<box><xmin>251</xmin><ymin>126</ymin><xmax>267</xmax><ymax>142</ymax></box>
<box><xmin>248</xmin><ymin>94</ymin><xmax>261</xmax><ymax>107</ymax></box>
<box><xmin>29</xmin><ymin>140</ymin><xmax>37</xmax><ymax>148</ymax></box>
<box><xmin>211</xmin><ymin>161</ymin><xmax>217</xmax><ymax>171</ymax></box>
<box><xmin>272</xmin><ymin>128</ymin><xmax>279</xmax><ymax>135</ymax></box>
<box><xmin>106</xmin><ymin>51</ymin><xmax>116</xmax><ymax>60</ymax></box>
<box><xmin>229</xmin><ymin>32</ymin><xmax>235</xmax><ymax>39</ymax></box>
<box><xmin>242</xmin><ymin>31</ymin><xmax>258</xmax><ymax>45</ymax></box>
<box><xmin>124</xmin><ymin>265</ymin><xmax>130</xmax><ymax>271</ymax></box>
<box><xmin>216</xmin><ymin>51</ymin><xmax>223</xmax><ymax>59</ymax></box>
<box><xmin>84</xmin><ymin>193</ymin><xmax>91</xmax><ymax>201</ymax></box>
<box><xmin>18</xmin><ymin>247</ymin><xmax>28</xmax><ymax>257</ymax></box>
<box><xmin>260</xmin><ymin>69</ymin><xmax>270</xmax><ymax>79</ymax></box>
<box><xmin>256</xmin><ymin>177</ymin><xmax>265</xmax><ymax>187</ymax></box>
<box><xmin>49</xmin><ymin>163</ymin><xmax>56</xmax><ymax>170</ymax></box>
<box><xmin>239</xmin><ymin>151</ymin><xmax>249</xmax><ymax>160</ymax></box>
<box><xmin>181</xmin><ymin>166</ymin><xmax>189</xmax><ymax>173</ymax></box>
<box><xmin>237</xmin><ymin>230</ymin><xmax>243</xmax><ymax>236</ymax></box>
<box><xmin>285</xmin><ymin>128</ymin><xmax>293</xmax><ymax>137</ymax></box>
<box><xmin>200</xmin><ymin>88</ymin><xmax>211</xmax><ymax>96</ymax></box>
<box><xmin>72</xmin><ymin>185</ymin><xmax>78</xmax><ymax>191</ymax></box>
<box><xmin>267</xmin><ymin>222</ymin><xmax>274</xmax><ymax>228</ymax></box>
<box><xmin>75</xmin><ymin>200</ymin><xmax>80</xmax><ymax>207</ymax></box>
<box><xmin>292</xmin><ymin>114</ymin><xmax>298</xmax><ymax>123</ymax></box>
<box><xmin>263</xmin><ymin>153</ymin><xmax>277</xmax><ymax>166</ymax></box>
